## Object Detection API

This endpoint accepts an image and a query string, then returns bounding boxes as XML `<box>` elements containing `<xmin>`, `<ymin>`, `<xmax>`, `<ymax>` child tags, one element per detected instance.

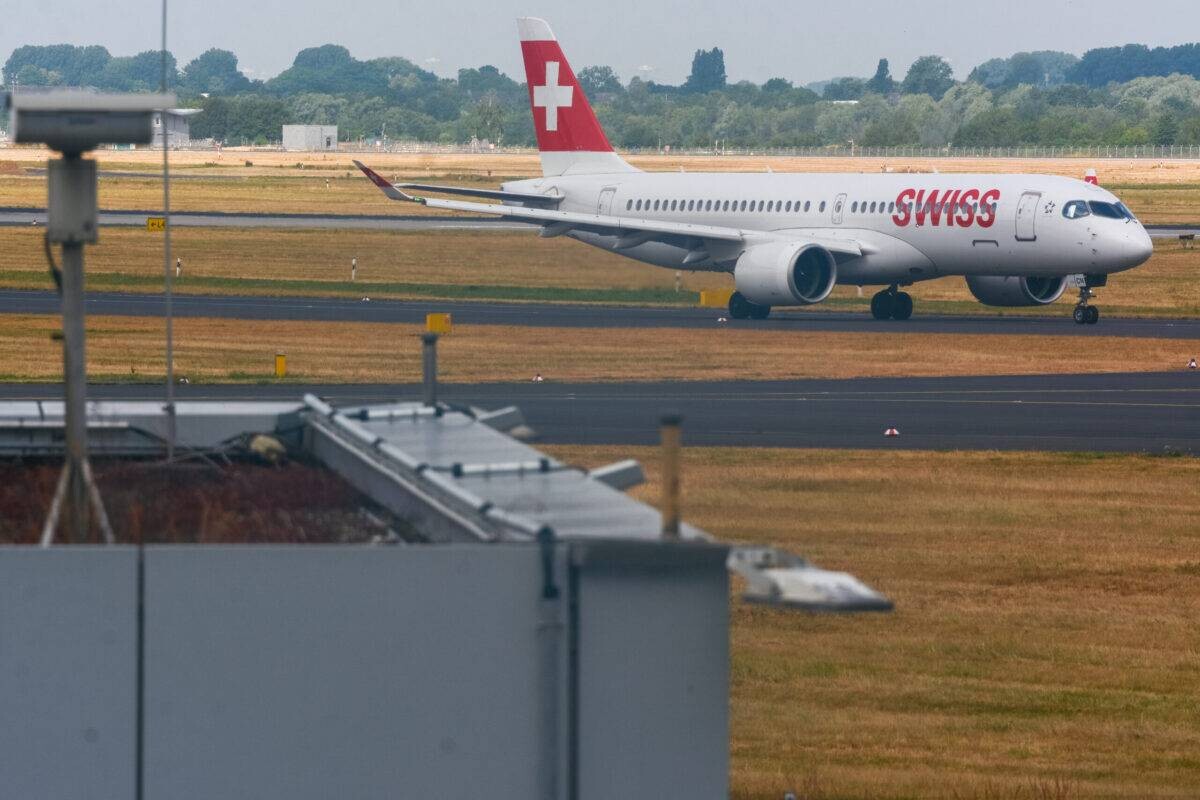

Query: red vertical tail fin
<box><xmin>517</xmin><ymin>17</ymin><xmax>635</xmax><ymax>177</ymax></box>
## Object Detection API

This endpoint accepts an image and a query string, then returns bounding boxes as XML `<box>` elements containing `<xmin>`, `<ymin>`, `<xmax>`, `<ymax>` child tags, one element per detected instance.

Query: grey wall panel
<box><xmin>142</xmin><ymin>546</ymin><xmax>549</xmax><ymax>800</ymax></box>
<box><xmin>0</xmin><ymin>547</ymin><xmax>139</xmax><ymax>800</ymax></box>
<box><xmin>577</xmin><ymin>563</ymin><xmax>730</xmax><ymax>800</ymax></box>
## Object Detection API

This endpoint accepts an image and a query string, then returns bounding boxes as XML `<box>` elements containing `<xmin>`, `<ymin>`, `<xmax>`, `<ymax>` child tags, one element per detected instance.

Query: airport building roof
<box><xmin>0</xmin><ymin>393</ymin><xmax>891</xmax><ymax>611</ymax></box>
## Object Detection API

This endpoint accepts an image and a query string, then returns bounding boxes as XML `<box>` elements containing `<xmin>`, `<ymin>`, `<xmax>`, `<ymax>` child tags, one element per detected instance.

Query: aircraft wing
<box><xmin>355</xmin><ymin>161</ymin><xmax>868</xmax><ymax>256</ymax></box>
<box><xmin>420</xmin><ymin>196</ymin><xmax>747</xmax><ymax>242</ymax></box>
<box><xmin>356</xmin><ymin>160</ymin><xmax>743</xmax><ymax>243</ymax></box>
<box><xmin>395</xmin><ymin>183</ymin><xmax>564</xmax><ymax>207</ymax></box>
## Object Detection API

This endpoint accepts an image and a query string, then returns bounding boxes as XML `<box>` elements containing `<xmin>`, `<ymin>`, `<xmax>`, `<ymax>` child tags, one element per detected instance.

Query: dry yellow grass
<box><xmin>545</xmin><ymin>444</ymin><xmax>1200</xmax><ymax>799</ymax></box>
<box><xmin>0</xmin><ymin>227</ymin><xmax>1196</xmax><ymax>316</ymax></box>
<box><xmin>5</xmin><ymin>146</ymin><xmax>1200</xmax><ymax>181</ymax></box>
<box><xmin>0</xmin><ymin>226</ymin><xmax>731</xmax><ymax>295</ymax></box>
<box><xmin>2</xmin><ymin>149</ymin><xmax>1200</xmax><ymax>221</ymax></box>
<box><xmin>0</xmin><ymin>314</ymin><xmax>1191</xmax><ymax>383</ymax></box>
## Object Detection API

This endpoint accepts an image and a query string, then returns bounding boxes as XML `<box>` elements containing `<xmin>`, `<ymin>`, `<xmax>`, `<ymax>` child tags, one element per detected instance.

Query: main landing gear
<box><xmin>870</xmin><ymin>285</ymin><xmax>913</xmax><ymax>321</ymax></box>
<box><xmin>728</xmin><ymin>291</ymin><xmax>771</xmax><ymax>320</ymax></box>
<box><xmin>1072</xmin><ymin>285</ymin><xmax>1100</xmax><ymax>325</ymax></box>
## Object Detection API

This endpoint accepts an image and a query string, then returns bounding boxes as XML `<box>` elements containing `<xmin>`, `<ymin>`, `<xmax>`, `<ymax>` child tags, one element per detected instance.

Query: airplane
<box><xmin>355</xmin><ymin>17</ymin><xmax>1154</xmax><ymax>325</ymax></box>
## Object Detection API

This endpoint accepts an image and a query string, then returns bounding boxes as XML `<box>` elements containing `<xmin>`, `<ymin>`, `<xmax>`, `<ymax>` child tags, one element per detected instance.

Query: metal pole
<box><xmin>660</xmin><ymin>413</ymin><xmax>682</xmax><ymax>539</ymax></box>
<box><xmin>162</xmin><ymin>0</ymin><xmax>176</xmax><ymax>460</ymax></box>
<box><xmin>422</xmin><ymin>333</ymin><xmax>438</xmax><ymax>407</ymax></box>
<box><xmin>46</xmin><ymin>154</ymin><xmax>100</xmax><ymax>542</ymax></box>
<box><xmin>60</xmin><ymin>227</ymin><xmax>90</xmax><ymax>541</ymax></box>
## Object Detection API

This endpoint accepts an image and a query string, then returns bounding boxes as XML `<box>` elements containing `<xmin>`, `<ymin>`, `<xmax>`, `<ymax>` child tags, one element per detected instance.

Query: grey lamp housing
<box><xmin>6</xmin><ymin>91</ymin><xmax>176</xmax><ymax>155</ymax></box>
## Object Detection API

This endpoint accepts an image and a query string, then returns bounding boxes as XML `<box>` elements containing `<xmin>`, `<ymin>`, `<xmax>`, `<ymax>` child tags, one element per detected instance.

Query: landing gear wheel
<box><xmin>870</xmin><ymin>290</ymin><xmax>894</xmax><ymax>321</ymax></box>
<box><xmin>749</xmin><ymin>303</ymin><xmax>771</xmax><ymax>320</ymax></box>
<box><xmin>1073</xmin><ymin>285</ymin><xmax>1099</xmax><ymax>325</ymax></box>
<box><xmin>892</xmin><ymin>292</ymin><xmax>914</xmax><ymax>321</ymax></box>
<box><xmin>728</xmin><ymin>291</ymin><xmax>753</xmax><ymax>320</ymax></box>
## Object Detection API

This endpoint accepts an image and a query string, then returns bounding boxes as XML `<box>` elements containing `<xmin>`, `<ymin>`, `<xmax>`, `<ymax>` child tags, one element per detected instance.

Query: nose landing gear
<box><xmin>870</xmin><ymin>285</ymin><xmax>913</xmax><ymax>321</ymax></box>
<box><xmin>1073</xmin><ymin>286</ymin><xmax>1100</xmax><ymax>325</ymax></box>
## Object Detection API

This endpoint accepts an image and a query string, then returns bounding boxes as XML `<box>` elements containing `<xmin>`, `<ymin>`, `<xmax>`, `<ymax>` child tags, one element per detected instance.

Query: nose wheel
<box><xmin>1073</xmin><ymin>286</ymin><xmax>1100</xmax><ymax>325</ymax></box>
<box><xmin>870</xmin><ymin>286</ymin><xmax>913</xmax><ymax>321</ymax></box>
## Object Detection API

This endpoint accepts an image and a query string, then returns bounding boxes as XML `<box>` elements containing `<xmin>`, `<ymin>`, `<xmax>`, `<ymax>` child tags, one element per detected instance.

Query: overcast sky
<box><xmin>4</xmin><ymin>0</ymin><xmax>1199</xmax><ymax>85</ymax></box>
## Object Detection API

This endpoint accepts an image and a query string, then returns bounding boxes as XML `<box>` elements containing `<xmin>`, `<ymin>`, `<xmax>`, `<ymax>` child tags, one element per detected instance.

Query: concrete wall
<box><xmin>0</xmin><ymin>548</ymin><xmax>139</xmax><ymax>799</ymax></box>
<box><xmin>0</xmin><ymin>543</ymin><xmax>729</xmax><ymax>798</ymax></box>
<box><xmin>152</xmin><ymin>112</ymin><xmax>193</xmax><ymax>147</ymax></box>
<box><xmin>576</xmin><ymin>549</ymin><xmax>730</xmax><ymax>798</ymax></box>
<box><xmin>142</xmin><ymin>546</ymin><xmax>550</xmax><ymax>799</ymax></box>
<box><xmin>282</xmin><ymin>125</ymin><xmax>338</xmax><ymax>151</ymax></box>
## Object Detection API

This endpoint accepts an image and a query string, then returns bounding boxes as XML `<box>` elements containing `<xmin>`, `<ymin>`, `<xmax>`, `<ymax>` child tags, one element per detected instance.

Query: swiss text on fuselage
<box><xmin>891</xmin><ymin>188</ymin><xmax>1001</xmax><ymax>228</ymax></box>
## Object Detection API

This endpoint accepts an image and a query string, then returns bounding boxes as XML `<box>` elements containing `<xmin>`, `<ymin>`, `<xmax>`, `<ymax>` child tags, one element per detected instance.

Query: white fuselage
<box><xmin>502</xmin><ymin>172</ymin><xmax>1153</xmax><ymax>286</ymax></box>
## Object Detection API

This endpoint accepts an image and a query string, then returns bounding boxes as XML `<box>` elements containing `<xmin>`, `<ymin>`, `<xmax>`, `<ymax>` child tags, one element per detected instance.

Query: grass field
<box><xmin>544</xmin><ymin>445</ymin><xmax>1200</xmax><ymax>799</ymax></box>
<box><xmin>3</xmin><ymin>149</ymin><xmax>1200</xmax><ymax>222</ymax></box>
<box><xmin>0</xmin><ymin>227</ymin><xmax>1197</xmax><ymax>317</ymax></box>
<box><xmin>0</xmin><ymin>313</ymin><xmax>1191</xmax><ymax>383</ymax></box>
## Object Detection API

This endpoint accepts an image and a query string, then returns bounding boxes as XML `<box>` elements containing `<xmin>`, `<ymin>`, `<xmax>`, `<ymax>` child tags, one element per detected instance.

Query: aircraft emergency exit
<box><xmin>356</xmin><ymin>17</ymin><xmax>1153</xmax><ymax>324</ymax></box>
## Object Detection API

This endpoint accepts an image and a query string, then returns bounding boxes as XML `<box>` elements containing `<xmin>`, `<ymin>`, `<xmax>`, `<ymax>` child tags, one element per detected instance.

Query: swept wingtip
<box><xmin>352</xmin><ymin>160</ymin><xmax>418</xmax><ymax>202</ymax></box>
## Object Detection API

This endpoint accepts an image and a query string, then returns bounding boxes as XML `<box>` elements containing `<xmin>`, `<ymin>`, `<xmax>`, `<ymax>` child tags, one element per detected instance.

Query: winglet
<box><xmin>352</xmin><ymin>160</ymin><xmax>421</xmax><ymax>202</ymax></box>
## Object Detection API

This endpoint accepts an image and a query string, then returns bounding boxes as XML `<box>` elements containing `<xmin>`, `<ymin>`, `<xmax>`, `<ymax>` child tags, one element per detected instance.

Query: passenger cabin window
<box><xmin>1063</xmin><ymin>200</ymin><xmax>1090</xmax><ymax>219</ymax></box>
<box><xmin>626</xmin><ymin>200</ymin><xmax>632</xmax><ymax>211</ymax></box>
<box><xmin>819</xmin><ymin>201</ymin><xmax>826</xmax><ymax>212</ymax></box>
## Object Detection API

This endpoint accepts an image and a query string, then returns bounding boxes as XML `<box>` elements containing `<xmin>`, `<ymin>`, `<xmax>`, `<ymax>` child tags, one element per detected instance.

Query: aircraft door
<box><xmin>598</xmin><ymin>187</ymin><xmax>617</xmax><ymax>215</ymax></box>
<box><xmin>1015</xmin><ymin>191</ymin><xmax>1041</xmax><ymax>241</ymax></box>
<box><xmin>832</xmin><ymin>193</ymin><xmax>847</xmax><ymax>225</ymax></box>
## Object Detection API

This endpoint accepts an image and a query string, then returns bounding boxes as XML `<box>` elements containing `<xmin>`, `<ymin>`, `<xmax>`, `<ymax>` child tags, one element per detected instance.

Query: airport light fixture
<box><xmin>5</xmin><ymin>90</ymin><xmax>176</xmax><ymax>543</ymax></box>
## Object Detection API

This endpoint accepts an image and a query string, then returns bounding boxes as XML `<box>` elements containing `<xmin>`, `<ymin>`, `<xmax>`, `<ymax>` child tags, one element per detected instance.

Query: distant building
<box><xmin>283</xmin><ymin>125</ymin><xmax>338</xmax><ymax>152</ymax></box>
<box><xmin>151</xmin><ymin>109</ymin><xmax>202</xmax><ymax>148</ymax></box>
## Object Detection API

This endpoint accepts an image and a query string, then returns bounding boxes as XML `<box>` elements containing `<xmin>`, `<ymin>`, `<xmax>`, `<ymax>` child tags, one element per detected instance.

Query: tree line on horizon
<box><xmin>5</xmin><ymin>41</ymin><xmax>1200</xmax><ymax>148</ymax></box>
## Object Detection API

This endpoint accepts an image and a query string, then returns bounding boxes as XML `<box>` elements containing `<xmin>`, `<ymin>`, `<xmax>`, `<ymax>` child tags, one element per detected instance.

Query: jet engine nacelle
<box><xmin>733</xmin><ymin>242</ymin><xmax>838</xmax><ymax>306</ymax></box>
<box><xmin>965</xmin><ymin>275</ymin><xmax>1068</xmax><ymax>307</ymax></box>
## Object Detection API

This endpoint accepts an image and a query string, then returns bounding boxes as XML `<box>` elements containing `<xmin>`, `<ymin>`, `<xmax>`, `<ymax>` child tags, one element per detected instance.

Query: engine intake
<box><xmin>734</xmin><ymin>243</ymin><xmax>837</xmax><ymax>306</ymax></box>
<box><xmin>965</xmin><ymin>275</ymin><xmax>1068</xmax><ymax>307</ymax></box>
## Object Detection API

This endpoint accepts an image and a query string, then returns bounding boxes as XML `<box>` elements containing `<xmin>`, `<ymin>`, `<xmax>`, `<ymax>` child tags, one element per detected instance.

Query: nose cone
<box><xmin>1113</xmin><ymin>225</ymin><xmax>1154</xmax><ymax>270</ymax></box>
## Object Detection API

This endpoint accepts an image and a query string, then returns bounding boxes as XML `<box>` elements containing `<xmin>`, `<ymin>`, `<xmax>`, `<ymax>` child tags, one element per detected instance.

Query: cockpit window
<box><xmin>1116</xmin><ymin>202</ymin><xmax>1138</xmax><ymax>221</ymax></box>
<box><xmin>1088</xmin><ymin>201</ymin><xmax>1127</xmax><ymax>220</ymax></box>
<box><xmin>1063</xmin><ymin>200</ymin><xmax>1090</xmax><ymax>220</ymax></box>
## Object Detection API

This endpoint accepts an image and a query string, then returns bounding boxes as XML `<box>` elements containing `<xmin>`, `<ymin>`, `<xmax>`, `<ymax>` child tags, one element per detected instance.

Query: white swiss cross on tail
<box><xmin>518</xmin><ymin>17</ymin><xmax>633</xmax><ymax>176</ymax></box>
<box><xmin>533</xmin><ymin>62</ymin><xmax>573</xmax><ymax>132</ymax></box>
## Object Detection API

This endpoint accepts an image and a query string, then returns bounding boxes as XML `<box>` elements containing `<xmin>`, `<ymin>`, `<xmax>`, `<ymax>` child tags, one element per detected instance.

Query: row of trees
<box><xmin>6</xmin><ymin>41</ymin><xmax>1200</xmax><ymax>148</ymax></box>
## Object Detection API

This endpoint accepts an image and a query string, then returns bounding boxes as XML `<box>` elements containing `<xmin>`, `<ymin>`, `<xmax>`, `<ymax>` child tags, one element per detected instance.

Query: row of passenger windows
<box><xmin>627</xmin><ymin>198</ymin><xmax>826</xmax><ymax>214</ymax></box>
<box><xmin>625</xmin><ymin>197</ymin><xmax>996</xmax><ymax>215</ymax></box>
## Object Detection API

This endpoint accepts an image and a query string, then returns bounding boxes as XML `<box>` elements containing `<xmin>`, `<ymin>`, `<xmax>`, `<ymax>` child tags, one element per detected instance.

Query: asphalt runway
<box><xmin>2</xmin><ymin>288</ymin><xmax>1198</xmax><ymax>339</ymax></box>
<box><xmin>3</xmin><ymin>372</ymin><xmax>1196</xmax><ymax>453</ymax></box>
<box><xmin>0</xmin><ymin>207</ymin><xmax>530</xmax><ymax>232</ymax></box>
<box><xmin>1</xmin><ymin>207</ymin><xmax>1196</xmax><ymax>237</ymax></box>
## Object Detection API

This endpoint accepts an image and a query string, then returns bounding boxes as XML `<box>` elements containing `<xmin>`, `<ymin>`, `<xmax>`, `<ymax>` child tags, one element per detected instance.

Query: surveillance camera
<box><xmin>9</xmin><ymin>91</ymin><xmax>176</xmax><ymax>155</ymax></box>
